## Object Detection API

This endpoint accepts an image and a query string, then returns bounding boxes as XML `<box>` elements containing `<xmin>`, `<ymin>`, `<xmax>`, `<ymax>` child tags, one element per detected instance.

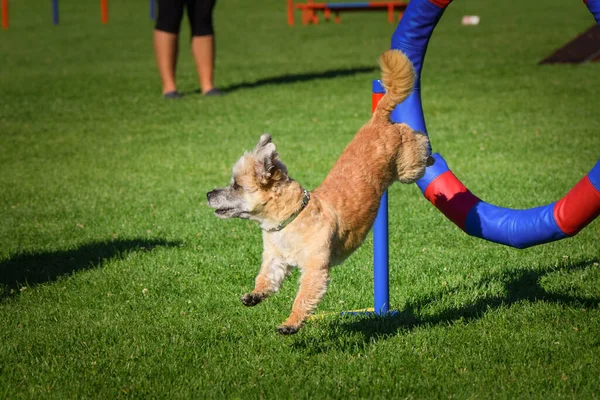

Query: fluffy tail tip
<box><xmin>378</xmin><ymin>49</ymin><xmax>416</xmax><ymax>103</ymax></box>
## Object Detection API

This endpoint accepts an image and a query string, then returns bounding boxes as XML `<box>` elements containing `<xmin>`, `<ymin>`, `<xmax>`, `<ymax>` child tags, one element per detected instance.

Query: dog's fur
<box><xmin>207</xmin><ymin>50</ymin><xmax>431</xmax><ymax>334</ymax></box>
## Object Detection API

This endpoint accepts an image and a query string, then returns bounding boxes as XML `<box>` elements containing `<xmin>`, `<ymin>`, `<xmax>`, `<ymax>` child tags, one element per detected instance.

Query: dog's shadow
<box><xmin>0</xmin><ymin>238</ymin><xmax>180</xmax><ymax>299</ymax></box>
<box><xmin>291</xmin><ymin>259</ymin><xmax>599</xmax><ymax>353</ymax></box>
<box><xmin>181</xmin><ymin>66</ymin><xmax>378</xmax><ymax>96</ymax></box>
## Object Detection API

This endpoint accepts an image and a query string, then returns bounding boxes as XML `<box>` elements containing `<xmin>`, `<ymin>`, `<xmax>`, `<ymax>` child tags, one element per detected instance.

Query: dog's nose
<box><xmin>207</xmin><ymin>190</ymin><xmax>214</xmax><ymax>201</ymax></box>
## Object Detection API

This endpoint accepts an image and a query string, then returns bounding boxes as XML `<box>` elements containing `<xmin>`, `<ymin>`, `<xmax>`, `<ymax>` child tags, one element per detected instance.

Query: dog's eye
<box><xmin>232</xmin><ymin>181</ymin><xmax>241</xmax><ymax>190</ymax></box>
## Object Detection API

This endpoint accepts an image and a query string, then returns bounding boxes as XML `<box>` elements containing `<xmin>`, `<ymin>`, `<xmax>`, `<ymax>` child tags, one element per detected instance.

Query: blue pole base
<box><xmin>340</xmin><ymin>309</ymin><xmax>400</xmax><ymax>317</ymax></box>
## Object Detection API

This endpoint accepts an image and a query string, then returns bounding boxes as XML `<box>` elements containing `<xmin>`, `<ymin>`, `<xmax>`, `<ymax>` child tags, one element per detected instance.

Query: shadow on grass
<box><xmin>292</xmin><ymin>259</ymin><xmax>599</xmax><ymax>353</ymax></box>
<box><xmin>0</xmin><ymin>238</ymin><xmax>180</xmax><ymax>299</ymax></box>
<box><xmin>181</xmin><ymin>66</ymin><xmax>378</xmax><ymax>95</ymax></box>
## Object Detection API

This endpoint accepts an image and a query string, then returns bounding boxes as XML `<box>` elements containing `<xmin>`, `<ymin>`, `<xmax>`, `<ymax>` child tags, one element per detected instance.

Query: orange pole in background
<box><xmin>2</xmin><ymin>0</ymin><xmax>8</xmax><ymax>30</ymax></box>
<box><xmin>287</xmin><ymin>0</ymin><xmax>294</xmax><ymax>26</ymax></box>
<box><xmin>100</xmin><ymin>0</ymin><xmax>108</xmax><ymax>24</ymax></box>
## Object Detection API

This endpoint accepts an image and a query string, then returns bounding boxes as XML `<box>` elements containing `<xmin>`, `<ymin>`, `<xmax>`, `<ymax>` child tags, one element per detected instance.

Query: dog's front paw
<box><xmin>277</xmin><ymin>324</ymin><xmax>300</xmax><ymax>335</ymax></box>
<box><xmin>241</xmin><ymin>293</ymin><xmax>263</xmax><ymax>307</ymax></box>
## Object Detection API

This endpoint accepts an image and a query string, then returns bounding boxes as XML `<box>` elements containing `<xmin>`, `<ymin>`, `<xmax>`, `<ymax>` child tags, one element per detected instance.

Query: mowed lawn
<box><xmin>1</xmin><ymin>0</ymin><xmax>599</xmax><ymax>398</ymax></box>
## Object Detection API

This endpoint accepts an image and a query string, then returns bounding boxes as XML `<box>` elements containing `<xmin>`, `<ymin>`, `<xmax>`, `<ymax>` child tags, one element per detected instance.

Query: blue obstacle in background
<box><xmin>370</xmin><ymin>0</ymin><xmax>600</xmax><ymax>314</ymax></box>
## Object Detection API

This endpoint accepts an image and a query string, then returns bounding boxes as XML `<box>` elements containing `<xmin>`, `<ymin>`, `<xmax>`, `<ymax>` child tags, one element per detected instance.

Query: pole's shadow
<box><xmin>0</xmin><ymin>238</ymin><xmax>180</xmax><ymax>299</ymax></box>
<box><xmin>181</xmin><ymin>66</ymin><xmax>378</xmax><ymax>96</ymax></box>
<box><xmin>292</xmin><ymin>259</ymin><xmax>599</xmax><ymax>353</ymax></box>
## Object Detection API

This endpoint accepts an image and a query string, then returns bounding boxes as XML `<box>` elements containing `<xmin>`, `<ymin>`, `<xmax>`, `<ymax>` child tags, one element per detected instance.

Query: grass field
<box><xmin>1</xmin><ymin>0</ymin><xmax>599</xmax><ymax>398</ymax></box>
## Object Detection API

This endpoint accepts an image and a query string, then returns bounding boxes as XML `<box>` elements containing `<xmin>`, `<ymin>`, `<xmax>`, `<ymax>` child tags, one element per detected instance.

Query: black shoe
<box><xmin>163</xmin><ymin>91</ymin><xmax>183</xmax><ymax>99</ymax></box>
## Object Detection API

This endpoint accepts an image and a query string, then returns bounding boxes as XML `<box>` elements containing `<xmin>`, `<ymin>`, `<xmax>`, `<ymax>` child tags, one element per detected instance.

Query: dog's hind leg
<box><xmin>277</xmin><ymin>263</ymin><xmax>329</xmax><ymax>335</ymax></box>
<box><xmin>393</xmin><ymin>124</ymin><xmax>431</xmax><ymax>184</ymax></box>
<box><xmin>241</xmin><ymin>256</ymin><xmax>290</xmax><ymax>307</ymax></box>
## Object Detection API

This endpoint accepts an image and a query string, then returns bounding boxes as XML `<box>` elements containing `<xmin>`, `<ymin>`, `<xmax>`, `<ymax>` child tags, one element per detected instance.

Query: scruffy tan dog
<box><xmin>207</xmin><ymin>50</ymin><xmax>431</xmax><ymax>334</ymax></box>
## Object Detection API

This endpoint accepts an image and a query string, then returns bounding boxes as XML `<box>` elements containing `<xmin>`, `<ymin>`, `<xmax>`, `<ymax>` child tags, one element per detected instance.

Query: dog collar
<box><xmin>265</xmin><ymin>189</ymin><xmax>310</xmax><ymax>232</ymax></box>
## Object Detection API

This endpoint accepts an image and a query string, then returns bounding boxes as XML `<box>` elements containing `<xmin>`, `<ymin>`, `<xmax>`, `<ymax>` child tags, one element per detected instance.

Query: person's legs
<box><xmin>191</xmin><ymin>35</ymin><xmax>215</xmax><ymax>94</ymax></box>
<box><xmin>153</xmin><ymin>30</ymin><xmax>179</xmax><ymax>95</ymax></box>
<box><xmin>187</xmin><ymin>0</ymin><xmax>219</xmax><ymax>95</ymax></box>
<box><xmin>154</xmin><ymin>0</ymin><xmax>185</xmax><ymax>95</ymax></box>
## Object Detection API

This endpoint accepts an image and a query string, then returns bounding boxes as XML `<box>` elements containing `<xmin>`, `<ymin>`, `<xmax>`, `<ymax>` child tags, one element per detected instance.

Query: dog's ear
<box><xmin>254</xmin><ymin>133</ymin><xmax>272</xmax><ymax>150</ymax></box>
<box><xmin>253</xmin><ymin>134</ymin><xmax>288</xmax><ymax>186</ymax></box>
<box><xmin>253</xmin><ymin>134</ymin><xmax>277</xmax><ymax>170</ymax></box>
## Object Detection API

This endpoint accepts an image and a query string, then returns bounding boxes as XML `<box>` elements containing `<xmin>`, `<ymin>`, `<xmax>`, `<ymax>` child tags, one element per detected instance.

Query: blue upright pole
<box><xmin>372</xmin><ymin>78</ymin><xmax>390</xmax><ymax>315</ymax></box>
<box><xmin>373</xmin><ymin>191</ymin><xmax>389</xmax><ymax>314</ymax></box>
<box><xmin>52</xmin><ymin>0</ymin><xmax>59</xmax><ymax>25</ymax></box>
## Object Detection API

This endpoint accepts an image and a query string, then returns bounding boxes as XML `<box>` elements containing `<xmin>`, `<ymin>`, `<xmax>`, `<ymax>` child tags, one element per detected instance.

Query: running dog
<box><xmin>207</xmin><ymin>49</ymin><xmax>432</xmax><ymax>334</ymax></box>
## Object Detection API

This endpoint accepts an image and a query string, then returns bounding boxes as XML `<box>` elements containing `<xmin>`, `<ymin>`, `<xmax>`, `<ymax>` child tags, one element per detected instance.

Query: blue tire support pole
<box><xmin>372</xmin><ymin>80</ymin><xmax>390</xmax><ymax>315</ymax></box>
<box><xmin>52</xmin><ymin>0</ymin><xmax>59</xmax><ymax>25</ymax></box>
<box><xmin>373</xmin><ymin>192</ymin><xmax>389</xmax><ymax>314</ymax></box>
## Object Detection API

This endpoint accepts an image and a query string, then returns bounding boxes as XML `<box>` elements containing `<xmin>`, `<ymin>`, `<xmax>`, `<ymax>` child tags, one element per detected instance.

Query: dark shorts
<box><xmin>155</xmin><ymin>0</ymin><xmax>216</xmax><ymax>36</ymax></box>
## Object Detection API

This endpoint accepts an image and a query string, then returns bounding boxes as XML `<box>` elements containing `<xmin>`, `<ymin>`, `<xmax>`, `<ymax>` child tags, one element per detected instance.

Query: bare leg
<box><xmin>153</xmin><ymin>29</ymin><xmax>178</xmax><ymax>94</ymax></box>
<box><xmin>278</xmin><ymin>265</ymin><xmax>329</xmax><ymax>335</ymax></box>
<box><xmin>191</xmin><ymin>35</ymin><xmax>215</xmax><ymax>94</ymax></box>
<box><xmin>241</xmin><ymin>257</ymin><xmax>290</xmax><ymax>306</ymax></box>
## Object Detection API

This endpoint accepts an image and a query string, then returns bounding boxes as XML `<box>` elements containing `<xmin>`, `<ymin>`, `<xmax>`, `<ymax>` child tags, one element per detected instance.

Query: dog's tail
<box><xmin>373</xmin><ymin>49</ymin><xmax>416</xmax><ymax>122</ymax></box>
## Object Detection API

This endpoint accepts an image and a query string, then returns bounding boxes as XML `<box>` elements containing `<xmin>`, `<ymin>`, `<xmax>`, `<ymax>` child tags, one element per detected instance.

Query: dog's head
<box><xmin>207</xmin><ymin>134</ymin><xmax>290</xmax><ymax>224</ymax></box>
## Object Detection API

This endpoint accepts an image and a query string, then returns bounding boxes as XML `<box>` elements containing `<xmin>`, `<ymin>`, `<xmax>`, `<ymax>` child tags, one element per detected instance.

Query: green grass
<box><xmin>1</xmin><ymin>0</ymin><xmax>599</xmax><ymax>398</ymax></box>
